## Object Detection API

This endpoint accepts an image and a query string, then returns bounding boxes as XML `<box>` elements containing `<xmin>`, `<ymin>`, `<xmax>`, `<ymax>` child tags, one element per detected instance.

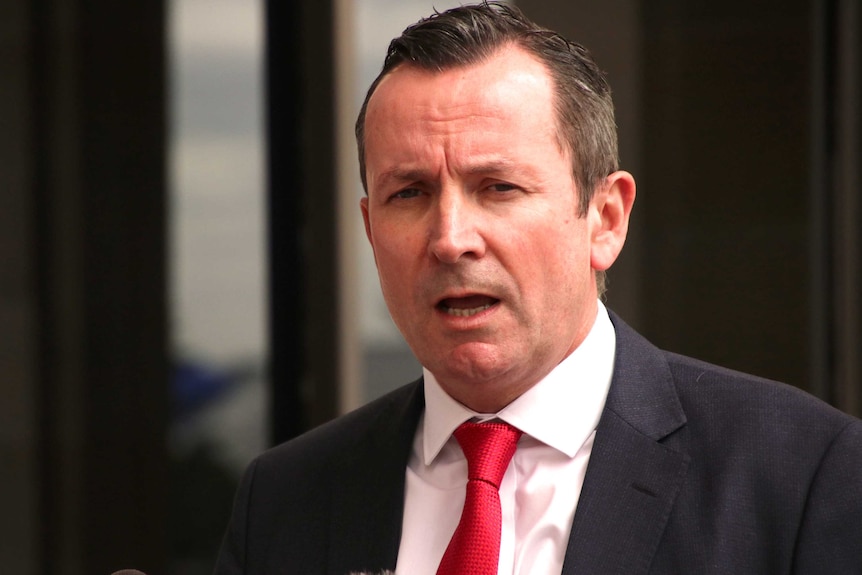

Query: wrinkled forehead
<box><xmin>362</xmin><ymin>49</ymin><xmax>576</xmax><ymax>197</ymax></box>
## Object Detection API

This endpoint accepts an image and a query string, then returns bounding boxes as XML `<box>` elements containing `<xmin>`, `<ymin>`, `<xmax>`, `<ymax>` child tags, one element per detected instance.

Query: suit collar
<box><xmin>603</xmin><ymin>311</ymin><xmax>687</xmax><ymax>440</ymax></box>
<box><xmin>562</xmin><ymin>311</ymin><xmax>690</xmax><ymax>574</ymax></box>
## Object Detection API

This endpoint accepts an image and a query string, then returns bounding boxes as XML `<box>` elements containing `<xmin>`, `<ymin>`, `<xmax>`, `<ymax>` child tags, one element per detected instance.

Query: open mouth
<box><xmin>436</xmin><ymin>294</ymin><xmax>499</xmax><ymax>317</ymax></box>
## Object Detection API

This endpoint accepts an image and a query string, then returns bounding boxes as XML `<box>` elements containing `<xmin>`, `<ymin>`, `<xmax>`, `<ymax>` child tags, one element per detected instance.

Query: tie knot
<box><xmin>454</xmin><ymin>421</ymin><xmax>522</xmax><ymax>489</ymax></box>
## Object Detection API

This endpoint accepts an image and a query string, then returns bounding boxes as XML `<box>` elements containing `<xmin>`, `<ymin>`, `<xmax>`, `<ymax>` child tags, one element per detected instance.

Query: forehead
<box><xmin>364</xmin><ymin>45</ymin><xmax>561</xmax><ymax>168</ymax></box>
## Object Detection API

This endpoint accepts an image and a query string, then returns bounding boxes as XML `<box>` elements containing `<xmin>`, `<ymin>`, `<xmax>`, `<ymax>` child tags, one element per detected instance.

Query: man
<box><xmin>215</xmin><ymin>3</ymin><xmax>862</xmax><ymax>574</ymax></box>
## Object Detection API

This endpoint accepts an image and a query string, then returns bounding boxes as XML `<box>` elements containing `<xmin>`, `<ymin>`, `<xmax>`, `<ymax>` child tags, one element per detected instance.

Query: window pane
<box><xmin>167</xmin><ymin>0</ymin><xmax>267</xmax><ymax>572</ymax></box>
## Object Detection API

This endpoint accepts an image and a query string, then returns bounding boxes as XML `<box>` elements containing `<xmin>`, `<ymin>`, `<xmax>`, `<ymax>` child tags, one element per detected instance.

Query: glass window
<box><xmin>167</xmin><ymin>0</ymin><xmax>266</xmax><ymax>572</ymax></box>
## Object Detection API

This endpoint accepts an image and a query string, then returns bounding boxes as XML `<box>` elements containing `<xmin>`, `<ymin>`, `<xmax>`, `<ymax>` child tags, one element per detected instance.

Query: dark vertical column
<box><xmin>75</xmin><ymin>0</ymin><xmax>168</xmax><ymax>571</ymax></box>
<box><xmin>1</xmin><ymin>0</ymin><xmax>167</xmax><ymax>572</ymax></box>
<box><xmin>809</xmin><ymin>0</ymin><xmax>833</xmax><ymax>405</ymax></box>
<box><xmin>641</xmin><ymin>0</ymin><xmax>815</xmax><ymax>391</ymax></box>
<box><xmin>813</xmin><ymin>0</ymin><xmax>862</xmax><ymax>415</ymax></box>
<box><xmin>267</xmin><ymin>0</ymin><xmax>340</xmax><ymax>444</ymax></box>
<box><xmin>0</xmin><ymin>1</ymin><xmax>40</xmax><ymax>573</ymax></box>
<box><xmin>843</xmin><ymin>0</ymin><xmax>862</xmax><ymax>417</ymax></box>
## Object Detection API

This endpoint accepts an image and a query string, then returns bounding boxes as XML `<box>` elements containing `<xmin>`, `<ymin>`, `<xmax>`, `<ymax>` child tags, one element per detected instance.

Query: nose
<box><xmin>427</xmin><ymin>189</ymin><xmax>485</xmax><ymax>264</ymax></box>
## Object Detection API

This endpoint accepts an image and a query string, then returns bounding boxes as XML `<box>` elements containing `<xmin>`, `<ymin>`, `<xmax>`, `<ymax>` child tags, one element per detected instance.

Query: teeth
<box><xmin>444</xmin><ymin>303</ymin><xmax>492</xmax><ymax>317</ymax></box>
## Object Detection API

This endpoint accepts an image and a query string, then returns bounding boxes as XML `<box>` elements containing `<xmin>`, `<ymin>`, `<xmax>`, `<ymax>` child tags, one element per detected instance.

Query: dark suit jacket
<box><xmin>214</xmin><ymin>313</ymin><xmax>862</xmax><ymax>574</ymax></box>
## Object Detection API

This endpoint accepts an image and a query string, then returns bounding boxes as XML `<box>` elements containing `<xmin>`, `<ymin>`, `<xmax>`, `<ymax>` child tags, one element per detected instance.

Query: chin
<box><xmin>446</xmin><ymin>342</ymin><xmax>514</xmax><ymax>380</ymax></box>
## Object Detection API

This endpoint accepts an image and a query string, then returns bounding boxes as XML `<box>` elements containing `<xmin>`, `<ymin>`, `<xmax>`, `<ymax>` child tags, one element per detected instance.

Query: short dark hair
<box><xmin>355</xmin><ymin>1</ymin><xmax>619</xmax><ymax>217</ymax></box>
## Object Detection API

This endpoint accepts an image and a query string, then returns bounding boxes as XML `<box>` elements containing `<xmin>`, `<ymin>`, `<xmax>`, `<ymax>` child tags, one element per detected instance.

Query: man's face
<box><xmin>361</xmin><ymin>46</ymin><xmax>609</xmax><ymax>412</ymax></box>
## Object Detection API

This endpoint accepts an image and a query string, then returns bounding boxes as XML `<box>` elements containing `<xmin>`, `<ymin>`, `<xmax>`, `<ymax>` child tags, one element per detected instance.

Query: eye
<box><xmin>488</xmin><ymin>182</ymin><xmax>517</xmax><ymax>193</ymax></box>
<box><xmin>391</xmin><ymin>187</ymin><xmax>422</xmax><ymax>200</ymax></box>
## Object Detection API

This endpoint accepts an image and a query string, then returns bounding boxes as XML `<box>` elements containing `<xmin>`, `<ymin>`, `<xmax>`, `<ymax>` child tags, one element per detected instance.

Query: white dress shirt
<box><xmin>395</xmin><ymin>302</ymin><xmax>616</xmax><ymax>575</ymax></box>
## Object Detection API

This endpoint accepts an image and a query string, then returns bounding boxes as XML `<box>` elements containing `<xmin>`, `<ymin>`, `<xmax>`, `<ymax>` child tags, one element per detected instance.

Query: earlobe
<box><xmin>590</xmin><ymin>170</ymin><xmax>636</xmax><ymax>271</ymax></box>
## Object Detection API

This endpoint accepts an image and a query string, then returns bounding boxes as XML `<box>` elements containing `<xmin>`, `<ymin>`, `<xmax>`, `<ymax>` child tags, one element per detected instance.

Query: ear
<box><xmin>589</xmin><ymin>170</ymin><xmax>636</xmax><ymax>271</ymax></box>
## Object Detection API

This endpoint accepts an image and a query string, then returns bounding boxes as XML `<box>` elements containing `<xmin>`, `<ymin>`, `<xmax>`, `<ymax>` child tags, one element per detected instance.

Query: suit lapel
<box><xmin>326</xmin><ymin>381</ymin><xmax>425</xmax><ymax>575</ymax></box>
<box><xmin>562</xmin><ymin>314</ymin><xmax>690</xmax><ymax>575</ymax></box>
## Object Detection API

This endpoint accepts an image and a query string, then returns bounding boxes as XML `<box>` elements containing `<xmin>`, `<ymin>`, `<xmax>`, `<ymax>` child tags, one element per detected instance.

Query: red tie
<box><xmin>436</xmin><ymin>421</ymin><xmax>523</xmax><ymax>575</ymax></box>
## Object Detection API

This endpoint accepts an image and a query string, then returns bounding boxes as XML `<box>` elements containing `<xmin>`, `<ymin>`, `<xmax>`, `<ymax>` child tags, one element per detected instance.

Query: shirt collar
<box><xmin>422</xmin><ymin>301</ymin><xmax>616</xmax><ymax>464</ymax></box>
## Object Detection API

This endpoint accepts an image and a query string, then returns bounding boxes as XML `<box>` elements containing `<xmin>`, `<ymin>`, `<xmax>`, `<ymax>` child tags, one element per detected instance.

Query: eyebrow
<box><xmin>375</xmin><ymin>168</ymin><xmax>430</xmax><ymax>189</ymax></box>
<box><xmin>375</xmin><ymin>159</ymin><xmax>521</xmax><ymax>188</ymax></box>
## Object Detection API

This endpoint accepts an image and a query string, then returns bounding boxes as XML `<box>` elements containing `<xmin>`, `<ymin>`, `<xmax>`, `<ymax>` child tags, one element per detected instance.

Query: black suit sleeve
<box><xmin>792</xmin><ymin>419</ymin><xmax>862</xmax><ymax>574</ymax></box>
<box><xmin>214</xmin><ymin>458</ymin><xmax>257</xmax><ymax>575</ymax></box>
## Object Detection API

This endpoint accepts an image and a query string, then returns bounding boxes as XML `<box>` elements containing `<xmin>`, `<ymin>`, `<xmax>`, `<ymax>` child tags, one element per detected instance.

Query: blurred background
<box><xmin>1</xmin><ymin>0</ymin><xmax>859</xmax><ymax>573</ymax></box>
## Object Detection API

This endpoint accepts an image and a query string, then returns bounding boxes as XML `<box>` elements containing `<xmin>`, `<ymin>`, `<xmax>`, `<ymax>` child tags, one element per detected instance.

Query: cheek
<box><xmin>373</xmin><ymin>228</ymin><xmax>415</xmax><ymax>269</ymax></box>
<box><xmin>530</xmin><ymin>224</ymin><xmax>590</xmax><ymax>291</ymax></box>
<box><xmin>371</xmin><ymin>228</ymin><xmax>421</xmax><ymax>294</ymax></box>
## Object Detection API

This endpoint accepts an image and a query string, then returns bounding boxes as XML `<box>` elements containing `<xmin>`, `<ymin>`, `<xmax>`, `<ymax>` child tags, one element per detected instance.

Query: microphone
<box><xmin>111</xmin><ymin>570</ymin><xmax>148</xmax><ymax>575</ymax></box>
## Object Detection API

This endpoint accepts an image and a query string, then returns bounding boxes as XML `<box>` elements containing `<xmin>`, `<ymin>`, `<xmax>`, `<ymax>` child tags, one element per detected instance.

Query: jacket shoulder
<box><xmin>254</xmin><ymin>379</ymin><xmax>423</xmax><ymax>476</ymax></box>
<box><xmin>663</xmin><ymin>350</ymin><xmax>854</xmax><ymax>431</ymax></box>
